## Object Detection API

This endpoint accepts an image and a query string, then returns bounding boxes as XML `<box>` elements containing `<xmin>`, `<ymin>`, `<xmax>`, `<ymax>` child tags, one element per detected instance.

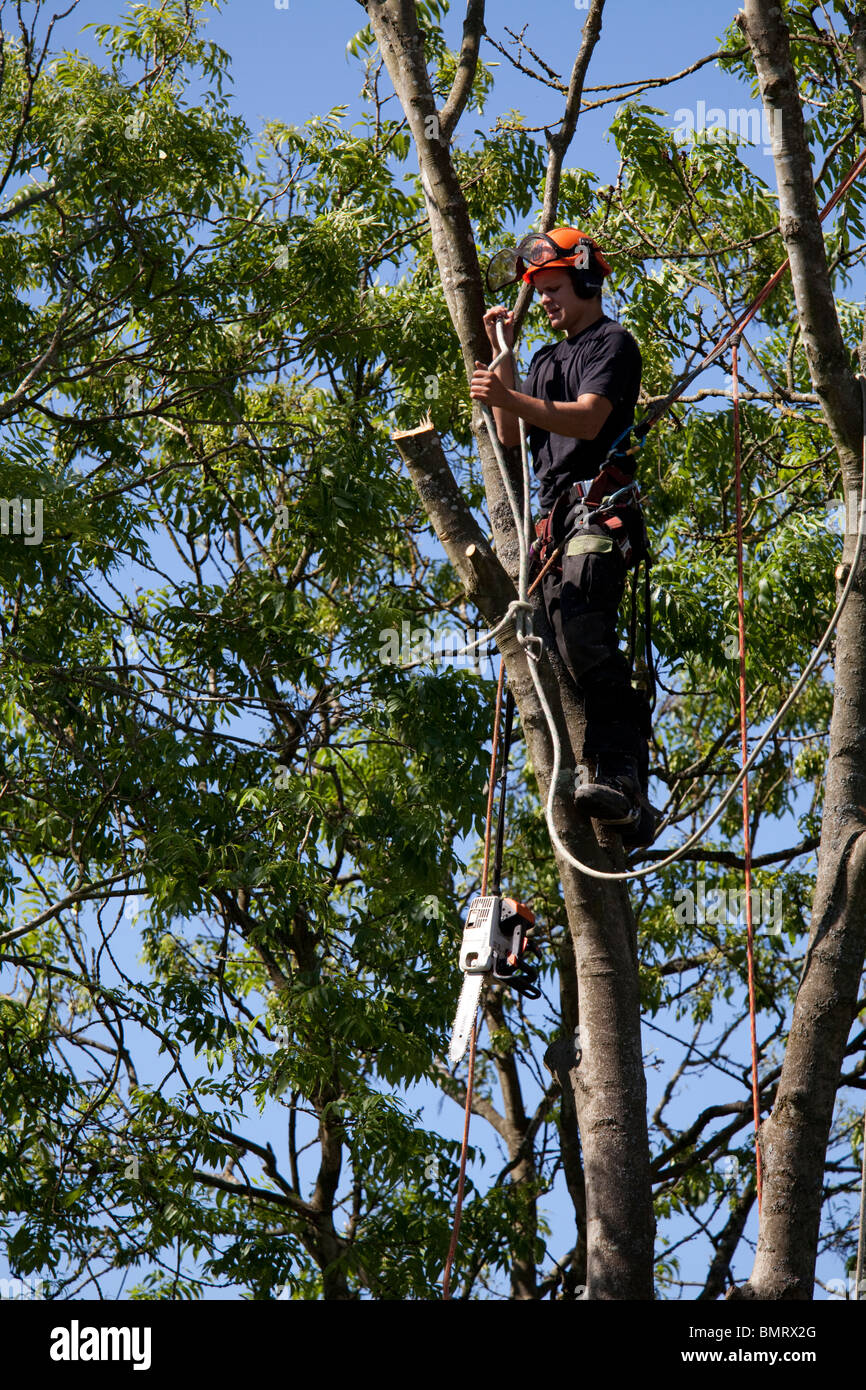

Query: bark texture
<box><xmin>377</xmin><ymin>0</ymin><xmax>656</xmax><ymax>1298</ymax></box>
<box><xmin>735</xmin><ymin>0</ymin><xmax>866</xmax><ymax>1299</ymax></box>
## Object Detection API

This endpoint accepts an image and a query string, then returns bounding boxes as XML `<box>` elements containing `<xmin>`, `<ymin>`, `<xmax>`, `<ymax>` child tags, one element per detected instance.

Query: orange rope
<box><xmin>528</xmin><ymin>546</ymin><xmax>562</xmax><ymax>594</ymax></box>
<box><xmin>732</xmin><ymin>338</ymin><xmax>764</xmax><ymax>1213</ymax></box>
<box><xmin>441</xmin><ymin>144</ymin><xmax>866</xmax><ymax>1294</ymax></box>
<box><xmin>480</xmin><ymin>660</ymin><xmax>506</xmax><ymax>897</ymax></box>
<box><xmin>631</xmin><ymin>147</ymin><xmax>866</xmax><ymax>448</ymax></box>
<box><xmin>443</xmin><ymin>660</ymin><xmax>508</xmax><ymax>1298</ymax></box>
<box><xmin>703</xmin><ymin>150</ymin><xmax>866</xmax><ymax>1217</ymax></box>
<box><xmin>442</xmin><ymin>1014</ymin><xmax>479</xmax><ymax>1300</ymax></box>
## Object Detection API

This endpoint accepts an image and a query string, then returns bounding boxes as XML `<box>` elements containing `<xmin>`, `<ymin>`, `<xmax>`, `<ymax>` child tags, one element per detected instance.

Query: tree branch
<box><xmin>439</xmin><ymin>0</ymin><xmax>485</xmax><ymax>143</ymax></box>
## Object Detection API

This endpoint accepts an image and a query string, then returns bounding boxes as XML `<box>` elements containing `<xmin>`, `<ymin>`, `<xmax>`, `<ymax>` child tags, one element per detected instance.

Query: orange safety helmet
<box><xmin>520</xmin><ymin>226</ymin><xmax>611</xmax><ymax>288</ymax></box>
<box><xmin>484</xmin><ymin>227</ymin><xmax>612</xmax><ymax>296</ymax></box>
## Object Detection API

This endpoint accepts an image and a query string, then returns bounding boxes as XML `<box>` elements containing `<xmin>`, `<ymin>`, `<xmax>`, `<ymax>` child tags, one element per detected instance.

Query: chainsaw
<box><xmin>448</xmin><ymin>894</ymin><xmax>540</xmax><ymax>1064</ymax></box>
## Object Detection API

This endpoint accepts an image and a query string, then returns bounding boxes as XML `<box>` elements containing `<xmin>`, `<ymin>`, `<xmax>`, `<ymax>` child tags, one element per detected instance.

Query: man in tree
<box><xmin>470</xmin><ymin>227</ymin><xmax>656</xmax><ymax>845</ymax></box>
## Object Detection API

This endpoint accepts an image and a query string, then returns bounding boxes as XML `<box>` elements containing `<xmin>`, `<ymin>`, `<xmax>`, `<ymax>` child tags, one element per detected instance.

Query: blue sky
<box><xmin>66</xmin><ymin>0</ymin><xmax>764</xmax><ymax>180</ymax></box>
<box><xmin>5</xmin><ymin>0</ymin><xmax>857</xmax><ymax>1300</ymax></box>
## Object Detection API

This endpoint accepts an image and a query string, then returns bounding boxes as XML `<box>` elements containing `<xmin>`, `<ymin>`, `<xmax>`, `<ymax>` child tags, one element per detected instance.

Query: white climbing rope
<box><xmin>483</xmin><ymin>323</ymin><xmax>866</xmax><ymax>883</ymax></box>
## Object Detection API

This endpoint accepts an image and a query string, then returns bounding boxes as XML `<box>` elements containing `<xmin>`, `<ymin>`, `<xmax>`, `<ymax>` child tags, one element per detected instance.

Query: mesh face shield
<box><xmin>485</xmin><ymin>244</ymin><xmax>524</xmax><ymax>294</ymax></box>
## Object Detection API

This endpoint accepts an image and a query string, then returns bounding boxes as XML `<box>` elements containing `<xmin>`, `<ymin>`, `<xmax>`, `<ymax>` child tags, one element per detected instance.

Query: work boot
<box><xmin>573</xmin><ymin>755</ymin><xmax>642</xmax><ymax>829</ymax></box>
<box><xmin>620</xmin><ymin>738</ymin><xmax>660</xmax><ymax>848</ymax></box>
<box><xmin>620</xmin><ymin>791</ymin><xmax>660</xmax><ymax>849</ymax></box>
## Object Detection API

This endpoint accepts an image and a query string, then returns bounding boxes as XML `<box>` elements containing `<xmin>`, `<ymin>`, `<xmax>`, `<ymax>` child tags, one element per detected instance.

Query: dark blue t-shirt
<box><xmin>522</xmin><ymin>316</ymin><xmax>642</xmax><ymax>513</ymax></box>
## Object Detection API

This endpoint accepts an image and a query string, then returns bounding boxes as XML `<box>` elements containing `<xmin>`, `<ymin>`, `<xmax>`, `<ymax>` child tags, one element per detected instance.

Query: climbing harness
<box><xmin>530</xmin><ymin>467</ymin><xmax>655</xmax><ymax>713</ymax></box>
<box><xmin>531</xmin><ymin>471</ymin><xmax>645</xmax><ymax>574</ymax></box>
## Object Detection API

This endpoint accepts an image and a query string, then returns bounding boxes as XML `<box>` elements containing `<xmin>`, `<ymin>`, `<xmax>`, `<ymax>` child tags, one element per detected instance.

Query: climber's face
<box><xmin>532</xmin><ymin>268</ymin><xmax>585</xmax><ymax>336</ymax></box>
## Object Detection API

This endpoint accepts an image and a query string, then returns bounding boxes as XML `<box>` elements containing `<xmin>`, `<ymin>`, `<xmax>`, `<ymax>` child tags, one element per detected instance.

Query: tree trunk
<box><xmin>732</xmin><ymin>0</ymin><xmax>866</xmax><ymax>1299</ymax></box>
<box><xmin>377</xmin><ymin>0</ymin><xmax>655</xmax><ymax>1297</ymax></box>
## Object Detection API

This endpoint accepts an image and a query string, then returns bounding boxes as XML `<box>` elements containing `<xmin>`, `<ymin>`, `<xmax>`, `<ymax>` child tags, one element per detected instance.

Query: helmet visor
<box><xmin>485</xmin><ymin>245</ymin><xmax>524</xmax><ymax>294</ymax></box>
<box><xmin>517</xmin><ymin>232</ymin><xmax>590</xmax><ymax>272</ymax></box>
<box><xmin>485</xmin><ymin>234</ymin><xmax>597</xmax><ymax>294</ymax></box>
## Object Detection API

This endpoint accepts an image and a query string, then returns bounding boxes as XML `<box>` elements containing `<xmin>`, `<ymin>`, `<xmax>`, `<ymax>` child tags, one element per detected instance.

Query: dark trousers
<box><xmin>541</xmin><ymin>508</ymin><xmax>651</xmax><ymax>775</ymax></box>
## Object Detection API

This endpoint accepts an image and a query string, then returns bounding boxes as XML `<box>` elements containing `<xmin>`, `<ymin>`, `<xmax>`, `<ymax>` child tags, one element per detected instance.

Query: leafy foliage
<box><xmin>0</xmin><ymin>0</ymin><xmax>863</xmax><ymax>1301</ymax></box>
